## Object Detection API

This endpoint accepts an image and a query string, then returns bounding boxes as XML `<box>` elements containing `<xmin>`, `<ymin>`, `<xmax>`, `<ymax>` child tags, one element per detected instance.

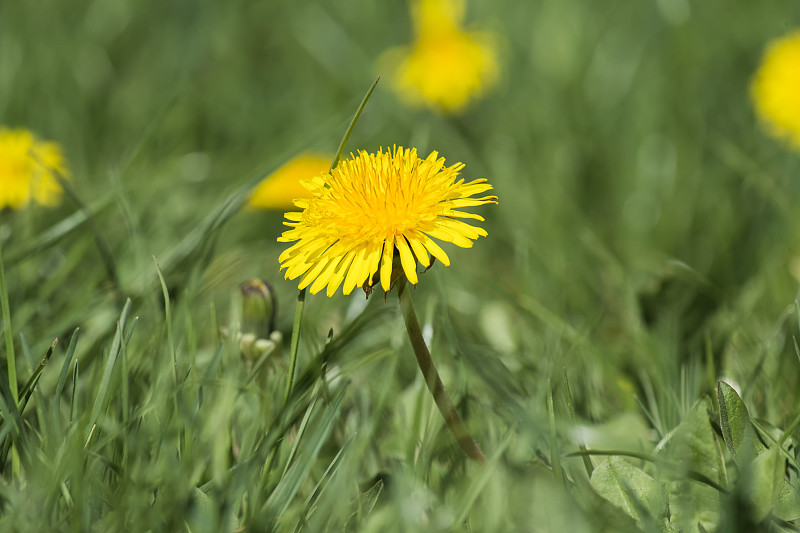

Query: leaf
<box><xmin>717</xmin><ymin>381</ymin><xmax>765</xmax><ymax>464</ymax></box>
<box><xmin>85</xmin><ymin>300</ymin><xmax>136</xmax><ymax>445</ymax></box>
<box><xmin>591</xmin><ymin>456</ymin><xmax>669</xmax><ymax>531</ymax></box>
<box><xmin>656</xmin><ymin>397</ymin><xmax>724</xmax><ymax>533</ymax></box>
<box><xmin>345</xmin><ymin>480</ymin><xmax>384</xmax><ymax>531</ymax></box>
<box><xmin>55</xmin><ymin>328</ymin><xmax>80</xmax><ymax>401</ymax></box>
<box><xmin>775</xmin><ymin>478</ymin><xmax>800</xmax><ymax>521</ymax></box>
<box><xmin>717</xmin><ymin>384</ymin><xmax>793</xmax><ymax>522</ymax></box>
<box><xmin>187</xmin><ymin>487</ymin><xmax>238</xmax><ymax>533</ymax></box>
<box><xmin>747</xmin><ymin>445</ymin><xmax>784</xmax><ymax>522</ymax></box>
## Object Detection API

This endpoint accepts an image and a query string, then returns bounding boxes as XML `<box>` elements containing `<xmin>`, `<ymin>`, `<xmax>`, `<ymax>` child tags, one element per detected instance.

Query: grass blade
<box><xmin>0</xmin><ymin>339</ymin><xmax>59</xmax><ymax>468</ymax></box>
<box><xmin>282</xmin><ymin>76</ymin><xmax>381</xmax><ymax>411</ymax></box>
<box><xmin>564</xmin><ymin>368</ymin><xmax>594</xmax><ymax>477</ymax></box>
<box><xmin>153</xmin><ymin>257</ymin><xmax>178</xmax><ymax>386</ymax></box>
<box><xmin>55</xmin><ymin>328</ymin><xmax>80</xmax><ymax>401</ymax></box>
<box><xmin>0</xmin><ymin>237</ymin><xmax>18</xmax><ymax>406</ymax></box>
<box><xmin>548</xmin><ymin>379</ymin><xmax>564</xmax><ymax>485</ymax></box>
<box><xmin>70</xmin><ymin>360</ymin><xmax>79</xmax><ymax>423</ymax></box>
<box><xmin>261</xmin><ymin>388</ymin><xmax>346</xmax><ymax>523</ymax></box>
<box><xmin>85</xmin><ymin>300</ymin><xmax>135</xmax><ymax>445</ymax></box>
<box><xmin>17</xmin><ymin>338</ymin><xmax>58</xmax><ymax>414</ymax></box>
<box><xmin>5</xmin><ymin>194</ymin><xmax>113</xmax><ymax>266</ymax></box>
<box><xmin>51</xmin><ymin>171</ymin><xmax>120</xmax><ymax>290</ymax></box>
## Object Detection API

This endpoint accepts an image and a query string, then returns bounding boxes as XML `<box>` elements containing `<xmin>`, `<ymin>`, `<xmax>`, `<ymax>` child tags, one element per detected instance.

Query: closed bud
<box><xmin>240</xmin><ymin>278</ymin><xmax>276</xmax><ymax>338</ymax></box>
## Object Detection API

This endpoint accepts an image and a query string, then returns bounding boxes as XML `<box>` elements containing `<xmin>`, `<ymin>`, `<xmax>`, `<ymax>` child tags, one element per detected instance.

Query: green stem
<box><xmin>260</xmin><ymin>78</ymin><xmax>383</xmax><ymax>502</ymax></box>
<box><xmin>153</xmin><ymin>257</ymin><xmax>178</xmax><ymax>387</ymax></box>
<box><xmin>397</xmin><ymin>280</ymin><xmax>487</xmax><ymax>464</ymax></box>
<box><xmin>0</xmin><ymin>237</ymin><xmax>20</xmax><ymax>477</ymax></box>
<box><xmin>547</xmin><ymin>379</ymin><xmax>563</xmax><ymax>484</ymax></box>
<box><xmin>563</xmin><ymin>368</ymin><xmax>593</xmax><ymax>477</ymax></box>
<box><xmin>48</xmin><ymin>165</ymin><xmax>120</xmax><ymax>291</ymax></box>
<box><xmin>328</xmin><ymin>76</ymin><xmax>380</xmax><ymax>173</ymax></box>
<box><xmin>281</xmin><ymin>76</ymin><xmax>380</xmax><ymax>410</ymax></box>
<box><xmin>282</xmin><ymin>288</ymin><xmax>306</xmax><ymax>407</ymax></box>
<box><xmin>0</xmin><ymin>239</ymin><xmax>16</xmax><ymax>406</ymax></box>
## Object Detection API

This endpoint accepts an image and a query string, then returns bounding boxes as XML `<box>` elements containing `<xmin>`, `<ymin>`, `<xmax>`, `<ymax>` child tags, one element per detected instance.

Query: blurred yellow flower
<box><xmin>381</xmin><ymin>0</ymin><xmax>500</xmax><ymax>114</ymax></box>
<box><xmin>0</xmin><ymin>127</ymin><xmax>68</xmax><ymax>210</ymax></box>
<box><xmin>278</xmin><ymin>146</ymin><xmax>497</xmax><ymax>297</ymax></box>
<box><xmin>248</xmin><ymin>153</ymin><xmax>332</xmax><ymax>210</ymax></box>
<box><xmin>751</xmin><ymin>29</ymin><xmax>800</xmax><ymax>150</ymax></box>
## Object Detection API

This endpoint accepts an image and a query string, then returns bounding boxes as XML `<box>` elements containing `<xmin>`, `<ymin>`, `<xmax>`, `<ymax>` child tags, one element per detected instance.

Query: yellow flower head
<box><xmin>0</xmin><ymin>127</ymin><xmax>68</xmax><ymax>210</ymax></box>
<box><xmin>278</xmin><ymin>146</ymin><xmax>497</xmax><ymax>297</ymax></box>
<box><xmin>248</xmin><ymin>153</ymin><xmax>333</xmax><ymax>210</ymax></box>
<box><xmin>381</xmin><ymin>0</ymin><xmax>500</xmax><ymax>114</ymax></box>
<box><xmin>751</xmin><ymin>29</ymin><xmax>800</xmax><ymax>150</ymax></box>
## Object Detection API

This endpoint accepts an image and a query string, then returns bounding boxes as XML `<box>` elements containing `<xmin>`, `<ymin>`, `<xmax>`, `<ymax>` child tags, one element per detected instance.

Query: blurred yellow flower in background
<box><xmin>381</xmin><ymin>0</ymin><xmax>500</xmax><ymax>114</ymax></box>
<box><xmin>0</xmin><ymin>127</ymin><xmax>68</xmax><ymax>210</ymax></box>
<box><xmin>751</xmin><ymin>29</ymin><xmax>800</xmax><ymax>150</ymax></box>
<box><xmin>248</xmin><ymin>153</ymin><xmax>332</xmax><ymax>210</ymax></box>
<box><xmin>278</xmin><ymin>146</ymin><xmax>497</xmax><ymax>297</ymax></box>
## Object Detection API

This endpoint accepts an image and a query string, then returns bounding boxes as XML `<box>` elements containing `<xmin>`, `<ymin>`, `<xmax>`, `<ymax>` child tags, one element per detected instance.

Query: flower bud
<box><xmin>240</xmin><ymin>278</ymin><xmax>276</xmax><ymax>338</ymax></box>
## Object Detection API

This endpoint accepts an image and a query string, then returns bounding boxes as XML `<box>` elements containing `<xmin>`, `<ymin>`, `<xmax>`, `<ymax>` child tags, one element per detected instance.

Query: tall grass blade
<box><xmin>153</xmin><ymin>257</ymin><xmax>178</xmax><ymax>386</ymax></box>
<box><xmin>55</xmin><ymin>328</ymin><xmax>79</xmax><ymax>402</ymax></box>
<box><xmin>0</xmin><ymin>238</ymin><xmax>18</xmax><ymax>406</ymax></box>
<box><xmin>85</xmin><ymin>300</ymin><xmax>135</xmax><ymax>444</ymax></box>
<box><xmin>261</xmin><ymin>388</ymin><xmax>346</xmax><ymax>522</ymax></box>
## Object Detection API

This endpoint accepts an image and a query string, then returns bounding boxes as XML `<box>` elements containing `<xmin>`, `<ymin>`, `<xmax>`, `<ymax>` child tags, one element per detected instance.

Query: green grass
<box><xmin>2</xmin><ymin>0</ymin><xmax>800</xmax><ymax>531</ymax></box>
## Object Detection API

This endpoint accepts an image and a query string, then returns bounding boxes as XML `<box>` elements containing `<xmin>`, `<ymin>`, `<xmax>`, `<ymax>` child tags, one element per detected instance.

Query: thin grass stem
<box><xmin>0</xmin><ymin>239</ymin><xmax>16</xmax><ymax>407</ymax></box>
<box><xmin>153</xmin><ymin>257</ymin><xmax>178</xmax><ymax>387</ymax></box>
<box><xmin>564</xmin><ymin>368</ymin><xmax>593</xmax><ymax>477</ymax></box>
<box><xmin>548</xmin><ymin>379</ymin><xmax>563</xmax><ymax>484</ymax></box>
<box><xmin>0</xmin><ymin>239</ymin><xmax>19</xmax><ymax>477</ymax></box>
<box><xmin>282</xmin><ymin>288</ymin><xmax>306</xmax><ymax>408</ymax></box>
<box><xmin>281</xmin><ymin>75</ymin><xmax>380</xmax><ymax>410</ymax></box>
<box><xmin>49</xmin><ymin>167</ymin><xmax>121</xmax><ymax>291</ymax></box>
<box><xmin>262</xmin><ymin>78</ymin><xmax>382</xmax><ymax>499</ymax></box>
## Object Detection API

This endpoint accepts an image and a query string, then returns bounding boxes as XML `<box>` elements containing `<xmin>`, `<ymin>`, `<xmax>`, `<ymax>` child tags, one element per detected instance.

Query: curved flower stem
<box><xmin>397</xmin><ymin>279</ymin><xmax>487</xmax><ymax>464</ymax></box>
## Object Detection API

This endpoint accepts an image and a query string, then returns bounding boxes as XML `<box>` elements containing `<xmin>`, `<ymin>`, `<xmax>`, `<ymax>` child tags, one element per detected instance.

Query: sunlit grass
<box><xmin>1</xmin><ymin>0</ymin><xmax>800</xmax><ymax>531</ymax></box>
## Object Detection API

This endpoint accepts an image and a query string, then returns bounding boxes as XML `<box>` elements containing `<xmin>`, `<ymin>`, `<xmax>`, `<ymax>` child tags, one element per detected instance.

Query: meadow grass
<box><xmin>2</xmin><ymin>0</ymin><xmax>800</xmax><ymax>531</ymax></box>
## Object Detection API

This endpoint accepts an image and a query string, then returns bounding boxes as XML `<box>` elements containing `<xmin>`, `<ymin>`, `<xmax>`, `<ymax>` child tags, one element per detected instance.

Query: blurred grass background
<box><xmin>2</xmin><ymin>0</ymin><xmax>800</xmax><ymax>531</ymax></box>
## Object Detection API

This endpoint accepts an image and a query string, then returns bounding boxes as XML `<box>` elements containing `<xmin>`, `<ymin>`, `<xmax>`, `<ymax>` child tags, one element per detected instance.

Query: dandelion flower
<box><xmin>248</xmin><ymin>153</ymin><xmax>333</xmax><ymax>209</ymax></box>
<box><xmin>278</xmin><ymin>146</ymin><xmax>497</xmax><ymax>297</ymax></box>
<box><xmin>0</xmin><ymin>127</ymin><xmax>68</xmax><ymax>210</ymax></box>
<box><xmin>751</xmin><ymin>29</ymin><xmax>800</xmax><ymax>150</ymax></box>
<box><xmin>381</xmin><ymin>0</ymin><xmax>500</xmax><ymax>114</ymax></box>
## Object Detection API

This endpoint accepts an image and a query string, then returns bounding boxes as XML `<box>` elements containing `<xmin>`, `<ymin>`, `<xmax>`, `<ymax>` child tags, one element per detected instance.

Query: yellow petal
<box><xmin>298</xmin><ymin>257</ymin><xmax>330</xmax><ymax>290</ymax></box>
<box><xmin>327</xmin><ymin>250</ymin><xmax>357</xmax><ymax>297</ymax></box>
<box><xmin>343</xmin><ymin>246</ymin><xmax>370</xmax><ymax>295</ymax></box>
<box><xmin>380</xmin><ymin>235</ymin><xmax>395</xmax><ymax>291</ymax></box>
<box><xmin>396</xmin><ymin>236</ymin><xmax>418</xmax><ymax>284</ymax></box>
<box><xmin>405</xmin><ymin>230</ymin><xmax>431</xmax><ymax>267</ymax></box>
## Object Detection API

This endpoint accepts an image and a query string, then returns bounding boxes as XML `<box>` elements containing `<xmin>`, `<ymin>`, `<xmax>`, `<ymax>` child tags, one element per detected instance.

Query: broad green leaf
<box><xmin>747</xmin><ymin>445</ymin><xmax>784</xmax><ymax>522</ymax></box>
<box><xmin>716</xmin><ymin>387</ymin><xmax>794</xmax><ymax>522</ymax></box>
<box><xmin>591</xmin><ymin>456</ymin><xmax>669</xmax><ymax>531</ymax></box>
<box><xmin>775</xmin><ymin>478</ymin><xmax>800</xmax><ymax>521</ymax></box>
<box><xmin>749</xmin><ymin>418</ymin><xmax>800</xmax><ymax>520</ymax></box>
<box><xmin>656</xmin><ymin>397</ymin><xmax>724</xmax><ymax>533</ymax></box>
<box><xmin>717</xmin><ymin>381</ymin><xmax>765</xmax><ymax>464</ymax></box>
